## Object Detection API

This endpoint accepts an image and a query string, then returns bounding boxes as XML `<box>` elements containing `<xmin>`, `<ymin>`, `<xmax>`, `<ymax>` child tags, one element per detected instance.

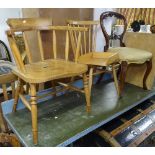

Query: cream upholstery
<box><xmin>108</xmin><ymin>47</ymin><xmax>152</xmax><ymax>64</ymax></box>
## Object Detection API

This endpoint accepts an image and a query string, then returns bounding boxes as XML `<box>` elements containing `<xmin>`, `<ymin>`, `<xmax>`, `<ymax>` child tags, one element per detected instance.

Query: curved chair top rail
<box><xmin>6</xmin><ymin>18</ymin><xmax>53</xmax><ymax>29</ymax></box>
<box><xmin>67</xmin><ymin>20</ymin><xmax>99</xmax><ymax>26</ymax></box>
<box><xmin>100</xmin><ymin>11</ymin><xmax>127</xmax><ymax>51</ymax></box>
<box><xmin>6</xmin><ymin>25</ymin><xmax>88</xmax><ymax>34</ymax></box>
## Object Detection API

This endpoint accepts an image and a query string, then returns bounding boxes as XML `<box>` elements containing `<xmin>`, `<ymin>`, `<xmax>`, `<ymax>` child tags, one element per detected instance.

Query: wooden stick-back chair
<box><xmin>67</xmin><ymin>20</ymin><xmax>120</xmax><ymax>95</ymax></box>
<box><xmin>6</xmin><ymin>20</ymin><xmax>90</xmax><ymax>145</ymax></box>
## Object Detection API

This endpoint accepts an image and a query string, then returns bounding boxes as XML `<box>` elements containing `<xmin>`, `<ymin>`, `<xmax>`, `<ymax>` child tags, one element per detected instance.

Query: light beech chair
<box><xmin>67</xmin><ymin>20</ymin><xmax>120</xmax><ymax>95</ymax></box>
<box><xmin>7</xmin><ymin>19</ymin><xmax>90</xmax><ymax>145</ymax></box>
<box><xmin>7</xmin><ymin>18</ymin><xmax>53</xmax><ymax>91</ymax></box>
<box><xmin>100</xmin><ymin>11</ymin><xmax>152</xmax><ymax>95</ymax></box>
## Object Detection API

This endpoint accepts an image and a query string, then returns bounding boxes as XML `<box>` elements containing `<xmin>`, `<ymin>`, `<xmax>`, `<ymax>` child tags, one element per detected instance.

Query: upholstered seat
<box><xmin>108</xmin><ymin>47</ymin><xmax>152</xmax><ymax>64</ymax></box>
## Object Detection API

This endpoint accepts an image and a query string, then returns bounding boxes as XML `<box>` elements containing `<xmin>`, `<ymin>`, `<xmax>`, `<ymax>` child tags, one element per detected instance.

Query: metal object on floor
<box><xmin>96</xmin><ymin>100</ymin><xmax>155</xmax><ymax>147</ymax></box>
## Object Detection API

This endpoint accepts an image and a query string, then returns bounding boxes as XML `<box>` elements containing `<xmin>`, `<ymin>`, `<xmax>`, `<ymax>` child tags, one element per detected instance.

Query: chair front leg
<box><xmin>119</xmin><ymin>61</ymin><xmax>128</xmax><ymax>96</ymax></box>
<box><xmin>13</xmin><ymin>78</ymin><xmax>23</xmax><ymax>112</ymax></box>
<box><xmin>143</xmin><ymin>59</ymin><xmax>152</xmax><ymax>90</ymax></box>
<box><xmin>83</xmin><ymin>73</ymin><xmax>91</xmax><ymax>112</ymax></box>
<box><xmin>30</xmin><ymin>83</ymin><xmax>38</xmax><ymax>145</ymax></box>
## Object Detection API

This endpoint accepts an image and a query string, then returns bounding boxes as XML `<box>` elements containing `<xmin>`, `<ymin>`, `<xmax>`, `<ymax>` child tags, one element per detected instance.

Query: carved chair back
<box><xmin>100</xmin><ymin>11</ymin><xmax>127</xmax><ymax>51</ymax></box>
<box><xmin>67</xmin><ymin>20</ymin><xmax>100</xmax><ymax>55</ymax></box>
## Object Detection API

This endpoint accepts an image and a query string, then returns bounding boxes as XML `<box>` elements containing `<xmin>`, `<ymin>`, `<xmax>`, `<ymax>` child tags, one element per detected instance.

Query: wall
<box><xmin>0</xmin><ymin>8</ymin><xmax>114</xmax><ymax>61</ymax></box>
<box><xmin>22</xmin><ymin>8</ymin><xmax>94</xmax><ymax>61</ymax></box>
<box><xmin>0</xmin><ymin>8</ymin><xmax>22</xmax><ymax>61</ymax></box>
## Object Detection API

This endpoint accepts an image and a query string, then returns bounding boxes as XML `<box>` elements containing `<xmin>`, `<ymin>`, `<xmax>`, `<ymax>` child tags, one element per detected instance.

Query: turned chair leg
<box><xmin>30</xmin><ymin>84</ymin><xmax>38</xmax><ymax>145</ymax></box>
<box><xmin>143</xmin><ymin>59</ymin><xmax>152</xmax><ymax>90</ymax></box>
<box><xmin>13</xmin><ymin>78</ymin><xmax>23</xmax><ymax>112</ymax></box>
<box><xmin>119</xmin><ymin>61</ymin><xmax>128</xmax><ymax>96</ymax></box>
<box><xmin>112</xmin><ymin>64</ymin><xmax>120</xmax><ymax>97</ymax></box>
<box><xmin>83</xmin><ymin>73</ymin><xmax>91</xmax><ymax>112</ymax></box>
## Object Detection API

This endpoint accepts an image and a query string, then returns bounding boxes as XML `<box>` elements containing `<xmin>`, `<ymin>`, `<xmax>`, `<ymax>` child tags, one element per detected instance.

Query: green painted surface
<box><xmin>4</xmin><ymin>81</ymin><xmax>155</xmax><ymax>146</ymax></box>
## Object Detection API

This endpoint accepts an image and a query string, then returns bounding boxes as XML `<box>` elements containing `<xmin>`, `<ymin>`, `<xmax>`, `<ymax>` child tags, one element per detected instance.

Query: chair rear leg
<box><xmin>96</xmin><ymin>72</ymin><xmax>104</xmax><ymax>84</ymax></box>
<box><xmin>119</xmin><ymin>61</ymin><xmax>128</xmax><ymax>96</ymax></box>
<box><xmin>51</xmin><ymin>80</ymin><xmax>57</xmax><ymax>97</ymax></box>
<box><xmin>30</xmin><ymin>83</ymin><xmax>38</xmax><ymax>145</ymax></box>
<box><xmin>12</xmin><ymin>78</ymin><xmax>23</xmax><ymax>112</ymax></box>
<box><xmin>83</xmin><ymin>73</ymin><xmax>91</xmax><ymax>112</ymax></box>
<box><xmin>143</xmin><ymin>59</ymin><xmax>152</xmax><ymax>90</ymax></box>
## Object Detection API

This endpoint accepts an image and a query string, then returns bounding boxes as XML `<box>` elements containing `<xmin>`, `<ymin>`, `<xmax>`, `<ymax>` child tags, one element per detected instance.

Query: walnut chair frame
<box><xmin>6</xmin><ymin>24</ymin><xmax>90</xmax><ymax>145</ymax></box>
<box><xmin>100</xmin><ymin>11</ymin><xmax>152</xmax><ymax>94</ymax></box>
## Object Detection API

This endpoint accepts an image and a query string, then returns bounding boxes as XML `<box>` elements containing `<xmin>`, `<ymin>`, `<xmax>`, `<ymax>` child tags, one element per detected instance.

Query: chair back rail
<box><xmin>67</xmin><ymin>20</ymin><xmax>100</xmax><ymax>55</ymax></box>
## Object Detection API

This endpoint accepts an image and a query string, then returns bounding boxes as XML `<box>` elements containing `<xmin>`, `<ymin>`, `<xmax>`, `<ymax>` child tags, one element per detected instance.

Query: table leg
<box><xmin>83</xmin><ymin>73</ymin><xmax>91</xmax><ymax>112</ymax></box>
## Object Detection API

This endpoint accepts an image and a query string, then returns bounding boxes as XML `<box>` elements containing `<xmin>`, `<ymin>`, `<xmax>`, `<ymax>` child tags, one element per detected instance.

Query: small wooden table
<box><xmin>78</xmin><ymin>52</ymin><xmax>120</xmax><ymax>95</ymax></box>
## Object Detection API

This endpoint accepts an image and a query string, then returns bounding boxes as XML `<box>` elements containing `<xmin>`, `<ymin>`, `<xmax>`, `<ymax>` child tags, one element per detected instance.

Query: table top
<box><xmin>78</xmin><ymin>52</ymin><xmax>119</xmax><ymax>66</ymax></box>
<box><xmin>2</xmin><ymin>80</ymin><xmax>155</xmax><ymax>147</ymax></box>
